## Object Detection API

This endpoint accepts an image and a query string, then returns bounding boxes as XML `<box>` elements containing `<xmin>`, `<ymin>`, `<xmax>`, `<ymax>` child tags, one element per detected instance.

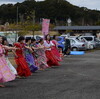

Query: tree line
<box><xmin>0</xmin><ymin>0</ymin><xmax>100</xmax><ymax>26</ymax></box>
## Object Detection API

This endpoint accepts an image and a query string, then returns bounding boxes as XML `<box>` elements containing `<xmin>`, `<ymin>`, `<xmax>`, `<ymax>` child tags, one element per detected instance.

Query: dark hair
<box><xmin>45</xmin><ymin>34</ymin><xmax>51</xmax><ymax>41</ymax></box>
<box><xmin>31</xmin><ymin>38</ymin><xmax>36</xmax><ymax>43</ymax></box>
<box><xmin>2</xmin><ymin>36</ymin><xmax>7</xmax><ymax>45</ymax></box>
<box><xmin>39</xmin><ymin>38</ymin><xmax>44</xmax><ymax>43</ymax></box>
<box><xmin>25</xmin><ymin>37</ymin><xmax>31</xmax><ymax>43</ymax></box>
<box><xmin>18</xmin><ymin>36</ymin><xmax>25</xmax><ymax>42</ymax></box>
<box><xmin>53</xmin><ymin>35</ymin><xmax>57</xmax><ymax>40</ymax></box>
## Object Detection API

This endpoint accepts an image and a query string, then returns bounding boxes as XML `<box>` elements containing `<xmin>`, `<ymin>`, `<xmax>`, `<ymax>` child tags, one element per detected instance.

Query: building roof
<box><xmin>54</xmin><ymin>26</ymin><xmax>100</xmax><ymax>31</ymax></box>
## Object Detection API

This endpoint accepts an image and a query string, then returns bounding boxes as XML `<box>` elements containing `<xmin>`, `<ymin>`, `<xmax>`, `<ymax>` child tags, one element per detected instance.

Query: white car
<box><xmin>77</xmin><ymin>36</ymin><xmax>96</xmax><ymax>49</ymax></box>
<box><xmin>68</xmin><ymin>37</ymin><xmax>87</xmax><ymax>51</ymax></box>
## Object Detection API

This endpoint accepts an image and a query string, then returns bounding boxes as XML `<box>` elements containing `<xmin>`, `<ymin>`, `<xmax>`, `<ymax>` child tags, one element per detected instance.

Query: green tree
<box><xmin>9</xmin><ymin>22</ymin><xmax>41</xmax><ymax>36</ymax></box>
<box><xmin>0</xmin><ymin>0</ymin><xmax>100</xmax><ymax>25</ymax></box>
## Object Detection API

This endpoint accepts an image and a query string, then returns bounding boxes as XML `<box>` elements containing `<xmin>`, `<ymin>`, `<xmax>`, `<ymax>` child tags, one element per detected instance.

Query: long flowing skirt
<box><xmin>51</xmin><ymin>47</ymin><xmax>62</xmax><ymax>61</ymax></box>
<box><xmin>15</xmin><ymin>57</ymin><xmax>31</xmax><ymax>77</ymax></box>
<box><xmin>36</xmin><ymin>54</ymin><xmax>48</xmax><ymax>69</ymax></box>
<box><xmin>5</xmin><ymin>57</ymin><xmax>17</xmax><ymax>75</ymax></box>
<box><xmin>25</xmin><ymin>54</ymin><xmax>38</xmax><ymax>72</ymax></box>
<box><xmin>45</xmin><ymin>50</ymin><xmax>60</xmax><ymax>67</ymax></box>
<box><xmin>0</xmin><ymin>55</ymin><xmax>15</xmax><ymax>83</ymax></box>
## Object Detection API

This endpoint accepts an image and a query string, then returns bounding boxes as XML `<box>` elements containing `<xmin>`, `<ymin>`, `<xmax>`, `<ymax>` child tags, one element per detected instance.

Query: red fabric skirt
<box><xmin>45</xmin><ymin>50</ymin><xmax>60</xmax><ymax>67</ymax></box>
<box><xmin>15</xmin><ymin>57</ymin><xmax>31</xmax><ymax>77</ymax></box>
<box><xmin>51</xmin><ymin>47</ymin><xmax>62</xmax><ymax>62</ymax></box>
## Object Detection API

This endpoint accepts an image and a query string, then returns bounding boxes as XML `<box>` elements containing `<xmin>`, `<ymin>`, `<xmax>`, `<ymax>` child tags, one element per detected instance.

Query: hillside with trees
<box><xmin>0</xmin><ymin>0</ymin><xmax>100</xmax><ymax>26</ymax></box>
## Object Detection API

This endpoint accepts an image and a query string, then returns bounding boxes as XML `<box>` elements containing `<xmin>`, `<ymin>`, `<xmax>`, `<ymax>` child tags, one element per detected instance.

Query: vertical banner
<box><xmin>42</xmin><ymin>19</ymin><xmax>50</xmax><ymax>37</ymax></box>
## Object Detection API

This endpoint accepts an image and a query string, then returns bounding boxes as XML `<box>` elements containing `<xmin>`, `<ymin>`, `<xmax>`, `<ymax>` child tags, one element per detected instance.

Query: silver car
<box><xmin>77</xmin><ymin>36</ymin><xmax>96</xmax><ymax>49</ymax></box>
<box><xmin>68</xmin><ymin>37</ymin><xmax>87</xmax><ymax>51</ymax></box>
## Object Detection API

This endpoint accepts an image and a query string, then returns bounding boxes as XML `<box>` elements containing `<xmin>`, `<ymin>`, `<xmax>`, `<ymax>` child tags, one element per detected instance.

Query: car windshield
<box><xmin>83</xmin><ymin>37</ymin><xmax>93</xmax><ymax>41</ymax></box>
<box><xmin>76</xmin><ymin>37</ymin><xmax>81</xmax><ymax>41</ymax></box>
<box><xmin>73</xmin><ymin>37</ymin><xmax>83</xmax><ymax>42</ymax></box>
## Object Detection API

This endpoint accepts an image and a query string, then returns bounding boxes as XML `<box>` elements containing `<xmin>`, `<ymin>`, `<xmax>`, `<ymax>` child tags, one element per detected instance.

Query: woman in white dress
<box><xmin>44</xmin><ymin>34</ymin><xmax>60</xmax><ymax>67</ymax></box>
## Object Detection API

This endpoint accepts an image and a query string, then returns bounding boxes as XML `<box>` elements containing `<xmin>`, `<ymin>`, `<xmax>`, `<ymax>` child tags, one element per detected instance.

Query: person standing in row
<box><xmin>44</xmin><ymin>34</ymin><xmax>60</xmax><ymax>67</ymax></box>
<box><xmin>63</xmin><ymin>37</ymin><xmax>71</xmax><ymax>56</ymax></box>
<box><xmin>14</xmin><ymin>36</ymin><xmax>31</xmax><ymax>78</ymax></box>
<box><xmin>2</xmin><ymin>37</ymin><xmax>17</xmax><ymax>76</ymax></box>
<box><xmin>31</xmin><ymin>38</ymin><xmax>39</xmax><ymax>67</ymax></box>
<box><xmin>51</xmin><ymin>35</ymin><xmax>62</xmax><ymax>61</ymax></box>
<box><xmin>31</xmin><ymin>38</ymin><xmax>48</xmax><ymax>70</ymax></box>
<box><xmin>24</xmin><ymin>37</ymin><xmax>38</xmax><ymax>73</ymax></box>
<box><xmin>0</xmin><ymin>36</ymin><xmax>15</xmax><ymax>87</ymax></box>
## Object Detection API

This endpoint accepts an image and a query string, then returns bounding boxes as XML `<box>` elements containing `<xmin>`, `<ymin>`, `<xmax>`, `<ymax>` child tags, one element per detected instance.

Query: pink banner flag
<box><xmin>42</xmin><ymin>19</ymin><xmax>50</xmax><ymax>37</ymax></box>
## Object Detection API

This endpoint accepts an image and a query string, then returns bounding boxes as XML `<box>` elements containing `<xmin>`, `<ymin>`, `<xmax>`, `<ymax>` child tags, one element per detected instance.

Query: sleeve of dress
<box><xmin>50</xmin><ymin>41</ymin><xmax>54</xmax><ymax>46</ymax></box>
<box><xmin>14</xmin><ymin>43</ymin><xmax>20</xmax><ymax>48</ymax></box>
<box><xmin>52</xmin><ymin>40</ymin><xmax>56</xmax><ymax>46</ymax></box>
<box><xmin>43</xmin><ymin>41</ymin><xmax>47</xmax><ymax>47</ymax></box>
<box><xmin>14</xmin><ymin>43</ymin><xmax>21</xmax><ymax>51</ymax></box>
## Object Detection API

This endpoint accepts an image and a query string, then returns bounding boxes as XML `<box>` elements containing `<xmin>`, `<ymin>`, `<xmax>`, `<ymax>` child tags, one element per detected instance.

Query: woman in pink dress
<box><xmin>52</xmin><ymin>35</ymin><xmax>62</xmax><ymax>61</ymax></box>
<box><xmin>44</xmin><ymin>34</ymin><xmax>60</xmax><ymax>67</ymax></box>
<box><xmin>0</xmin><ymin>36</ymin><xmax>15</xmax><ymax>87</ymax></box>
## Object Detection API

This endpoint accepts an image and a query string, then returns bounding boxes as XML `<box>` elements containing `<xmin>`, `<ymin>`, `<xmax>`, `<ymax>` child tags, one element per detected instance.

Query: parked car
<box><xmin>95</xmin><ymin>38</ymin><xmax>100</xmax><ymax>48</ymax></box>
<box><xmin>68</xmin><ymin>37</ymin><xmax>87</xmax><ymax>51</ymax></box>
<box><xmin>57</xmin><ymin>36</ymin><xmax>65</xmax><ymax>50</ymax></box>
<box><xmin>57</xmin><ymin>36</ymin><xmax>86</xmax><ymax>51</ymax></box>
<box><xmin>77</xmin><ymin>36</ymin><xmax>96</xmax><ymax>49</ymax></box>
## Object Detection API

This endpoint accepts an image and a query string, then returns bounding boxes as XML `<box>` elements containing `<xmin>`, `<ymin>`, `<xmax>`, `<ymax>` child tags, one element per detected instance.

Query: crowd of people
<box><xmin>0</xmin><ymin>34</ymin><xmax>64</xmax><ymax>87</ymax></box>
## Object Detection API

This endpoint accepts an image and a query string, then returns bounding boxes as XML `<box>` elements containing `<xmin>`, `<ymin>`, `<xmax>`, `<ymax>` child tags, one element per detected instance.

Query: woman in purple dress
<box><xmin>24</xmin><ymin>37</ymin><xmax>38</xmax><ymax>73</ymax></box>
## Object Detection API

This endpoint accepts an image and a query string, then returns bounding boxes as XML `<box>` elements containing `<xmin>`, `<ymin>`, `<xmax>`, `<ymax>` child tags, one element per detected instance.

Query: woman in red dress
<box><xmin>14</xmin><ymin>36</ymin><xmax>31</xmax><ymax>77</ymax></box>
<box><xmin>51</xmin><ymin>35</ymin><xmax>62</xmax><ymax>61</ymax></box>
<box><xmin>44</xmin><ymin>34</ymin><xmax>60</xmax><ymax>67</ymax></box>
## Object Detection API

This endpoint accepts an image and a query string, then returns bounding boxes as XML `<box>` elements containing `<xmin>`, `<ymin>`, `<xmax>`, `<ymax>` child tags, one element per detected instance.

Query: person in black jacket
<box><xmin>63</xmin><ymin>37</ymin><xmax>71</xmax><ymax>56</ymax></box>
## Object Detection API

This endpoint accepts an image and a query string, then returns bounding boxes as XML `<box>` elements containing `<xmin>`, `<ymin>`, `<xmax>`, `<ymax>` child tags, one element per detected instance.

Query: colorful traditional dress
<box><xmin>24</xmin><ymin>44</ymin><xmax>38</xmax><ymax>72</ymax></box>
<box><xmin>51</xmin><ymin>40</ymin><xmax>62</xmax><ymax>61</ymax></box>
<box><xmin>44</xmin><ymin>40</ymin><xmax>60</xmax><ymax>67</ymax></box>
<box><xmin>31</xmin><ymin>43</ymin><xmax>48</xmax><ymax>69</ymax></box>
<box><xmin>4</xmin><ymin>49</ymin><xmax>17</xmax><ymax>75</ymax></box>
<box><xmin>14</xmin><ymin>43</ymin><xmax>31</xmax><ymax>77</ymax></box>
<box><xmin>0</xmin><ymin>44</ymin><xmax>15</xmax><ymax>83</ymax></box>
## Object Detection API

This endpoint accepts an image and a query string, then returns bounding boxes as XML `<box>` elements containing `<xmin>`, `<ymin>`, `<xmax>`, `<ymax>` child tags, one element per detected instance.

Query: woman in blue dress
<box><xmin>24</xmin><ymin>37</ymin><xmax>38</xmax><ymax>73</ymax></box>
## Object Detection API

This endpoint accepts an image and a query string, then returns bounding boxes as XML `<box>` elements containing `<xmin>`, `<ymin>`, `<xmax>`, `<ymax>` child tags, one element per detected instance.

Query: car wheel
<box><xmin>72</xmin><ymin>47</ymin><xmax>78</xmax><ymax>51</ymax></box>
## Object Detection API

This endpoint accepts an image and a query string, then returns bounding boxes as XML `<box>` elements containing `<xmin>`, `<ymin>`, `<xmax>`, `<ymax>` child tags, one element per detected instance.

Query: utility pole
<box><xmin>33</xmin><ymin>10</ymin><xmax>35</xmax><ymax>24</ymax></box>
<box><xmin>16</xmin><ymin>6</ymin><xmax>19</xmax><ymax>42</ymax></box>
<box><xmin>17</xmin><ymin>6</ymin><xmax>19</xmax><ymax>25</ymax></box>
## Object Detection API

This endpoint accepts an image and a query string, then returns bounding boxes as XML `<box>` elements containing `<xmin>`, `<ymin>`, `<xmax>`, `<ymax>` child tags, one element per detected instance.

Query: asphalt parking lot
<box><xmin>1</xmin><ymin>50</ymin><xmax>100</xmax><ymax>99</ymax></box>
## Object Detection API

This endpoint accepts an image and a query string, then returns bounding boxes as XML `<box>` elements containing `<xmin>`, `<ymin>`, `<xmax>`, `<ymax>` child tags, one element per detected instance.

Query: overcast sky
<box><xmin>0</xmin><ymin>0</ymin><xmax>100</xmax><ymax>10</ymax></box>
